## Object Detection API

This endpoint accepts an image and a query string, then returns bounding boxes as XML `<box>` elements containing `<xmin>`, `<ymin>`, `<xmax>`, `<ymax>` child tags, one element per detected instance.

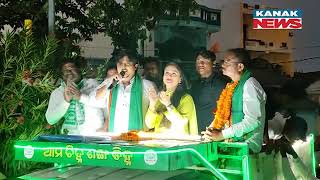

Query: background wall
<box><xmin>78</xmin><ymin>33</ymin><xmax>113</xmax><ymax>59</ymax></box>
<box><xmin>197</xmin><ymin>0</ymin><xmax>242</xmax><ymax>60</ymax></box>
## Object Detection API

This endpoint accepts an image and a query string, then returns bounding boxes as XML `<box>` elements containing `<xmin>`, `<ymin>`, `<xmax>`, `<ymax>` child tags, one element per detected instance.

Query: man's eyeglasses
<box><xmin>196</xmin><ymin>60</ymin><xmax>212</xmax><ymax>65</ymax></box>
<box><xmin>220</xmin><ymin>59</ymin><xmax>240</xmax><ymax>66</ymax></box>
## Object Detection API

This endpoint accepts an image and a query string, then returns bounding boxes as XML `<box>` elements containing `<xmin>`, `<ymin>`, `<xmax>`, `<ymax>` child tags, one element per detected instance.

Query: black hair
<box><xmin>59</xmin><ymin>59</ymin><xmax>80</xmax><ymax>77</ymax></box>
<box><xmin>114</xmin><ymin>49</ymin><xmax>139</xmax><ymax>65</ymax></box>
<box><xmin>106</xmin><ymin>61</ymin><xmax>117</xmax><ymax>72</ymax></box>
<box><xmin>143</xmin><ymin>57</ymin><xmax>163</xmax><ymax>89</ymax></box>
<box><xmin>227</xmin><ymin>48</ymin><xmax>251</xmax><ymax>67</ymax></box>
<box><xmin>283</xmin><ymin>115</ymin><xmax>308</xmax><ymax>142</ymax></box>
<box><xmin>163</xmin><ymin>62</ymin><xmax>188</xmax><ymax>108</ymax></box>
<box><xmin>59</xmin><ymin>59</ymin><xmax>80</xmax><ymax>70</ymax></box>
<box><xmin>143</xmin><ymin>57</ymin><xmax>161</xmax><ymax>69</ymax></box>
<box><xmin>196</xmin><ymin>50</ymin><xmax>216</xmax><ymax>62</ymax></box>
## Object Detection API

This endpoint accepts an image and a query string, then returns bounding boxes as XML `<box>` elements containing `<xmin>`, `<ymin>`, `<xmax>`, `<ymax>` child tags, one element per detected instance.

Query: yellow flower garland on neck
<box><xmin>210</xmin><ymin>81</ymin><xmax>239</xmax><ymax>130</ymax></box>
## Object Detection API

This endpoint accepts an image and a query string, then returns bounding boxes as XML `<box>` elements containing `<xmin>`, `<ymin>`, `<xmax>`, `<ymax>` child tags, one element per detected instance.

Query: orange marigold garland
<box><xmin>210</xmin><ymin>81</ymin><xmax>239</xmax><ymax>130</ymax></box>
<box><xmin>119</xmin><ymin>130</ymin><xmax>140</xmax><ymax>141</ymax></box>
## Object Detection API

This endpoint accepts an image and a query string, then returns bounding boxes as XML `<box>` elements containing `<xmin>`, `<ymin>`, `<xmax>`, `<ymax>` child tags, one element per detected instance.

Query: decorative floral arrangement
<box><xmin>211</xmin><ymin>81</ymin><xmax>239</xmax><ymax>130</ymax></box>
<box><xmin>119</xmin><ymin>130</ymin><xmax>140</xmax><ymax>141</ymax></box>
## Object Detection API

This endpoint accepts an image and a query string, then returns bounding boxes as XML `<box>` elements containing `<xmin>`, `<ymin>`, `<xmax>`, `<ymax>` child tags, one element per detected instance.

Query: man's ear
<box><xmin>134</xmin><ymin>64</ymin><xmax>138</xmax><ymax>70</ymax></box>
<box><xmin>238</xmin><ymin>63</ymin><xmax>245</xmax><ymax>72</ymax></box>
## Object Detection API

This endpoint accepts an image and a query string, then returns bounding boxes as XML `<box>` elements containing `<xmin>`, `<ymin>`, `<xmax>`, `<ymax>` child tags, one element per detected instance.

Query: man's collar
<box><xmin>130</xmin><ymin>75</ymin><xmax>135</xmax><ymax>84</ymax></box>
<box><xmin>120</xmin><ymin>75</ymin><xmax>136</xmax><ymax>87</ymax></box>
<box><xmin>200</xmin><ymin>73</ymin><xmax>215</xmax><ymax>82</ymax></box>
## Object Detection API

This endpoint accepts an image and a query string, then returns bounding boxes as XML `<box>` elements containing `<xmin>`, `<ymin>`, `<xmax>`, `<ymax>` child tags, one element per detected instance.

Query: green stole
<box><xmin>231</xmin><ymin>70</ymin><xmax>251</xmax><ymax>125</ymax></box>
<box><xmin>108</xmin><ymin>75</ymin><xmax>143</xmax><ymax>132</ymax></box>
<box><xmin>63</xmin><ymin>80</ymin><xmax>85</xmax><ymax>126</ymax></box>
<box><xmin>230</xmin><ymin>70</ymin><xmax>251</xmax><ymax>141</ymax></box>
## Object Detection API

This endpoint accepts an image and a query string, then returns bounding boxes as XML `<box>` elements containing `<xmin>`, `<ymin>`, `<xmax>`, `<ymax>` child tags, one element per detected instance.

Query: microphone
<box><xmin>108</xmin><ymin>70</ymin><xmax>125</xmax><ymax>90</ymax></box>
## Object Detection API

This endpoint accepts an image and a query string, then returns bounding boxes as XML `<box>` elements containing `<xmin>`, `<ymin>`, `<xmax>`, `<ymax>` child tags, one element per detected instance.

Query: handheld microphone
<box><xmin>108</xmin><ymin>70</ymin><xmax>125</xmax><ymax>89</ymax></box>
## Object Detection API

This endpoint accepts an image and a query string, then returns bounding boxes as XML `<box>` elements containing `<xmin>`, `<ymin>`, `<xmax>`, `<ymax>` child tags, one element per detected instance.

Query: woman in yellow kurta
<box><xmin>145</xmin><ymin>62</ymin><xmax>198</xmax><ymax>135</ymax></box>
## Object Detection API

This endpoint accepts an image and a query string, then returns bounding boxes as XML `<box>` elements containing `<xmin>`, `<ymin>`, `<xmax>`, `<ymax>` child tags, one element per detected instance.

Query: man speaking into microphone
<box><xmin>93</xmin><ymin>50</ymin><xmax>156</xmax><ymax>133</ymax></box>
<box><xmin>107</xmin><ymin>69</ymin><xmax>125</xmax><ymax>90</ymax></box>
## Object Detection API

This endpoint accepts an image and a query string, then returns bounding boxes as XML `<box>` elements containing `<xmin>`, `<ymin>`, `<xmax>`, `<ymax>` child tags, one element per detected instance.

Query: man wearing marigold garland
<box><xmin>190</xmin><ymin>50</ymin><xmax>228</xmax><ymax>133</ymax></box>
<box><xmin>202</xmin><ymin>48</ymin><xmax>266</xmax><ymax>153</ymax></box>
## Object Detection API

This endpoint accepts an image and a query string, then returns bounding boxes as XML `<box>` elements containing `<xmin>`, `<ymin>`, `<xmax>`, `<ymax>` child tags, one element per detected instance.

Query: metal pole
<box><xmin>48</xmin><ymin>0</ymin><xmax>55</xmax><ymax>35</ymax></box>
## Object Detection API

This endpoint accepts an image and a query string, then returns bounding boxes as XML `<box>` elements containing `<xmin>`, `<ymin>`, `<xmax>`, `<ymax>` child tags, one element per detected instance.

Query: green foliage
<box><xmin>95</xmin><ymin>59</ymin><xmax>110</xmax><ymax>81</ymax></box>
<box><xmin>89</xmin><ymin>0</ymin><xmax>197</xmax><ymax>51</ymax></box>
<box><xmin>0</xmin><ymin>0</ymin><xmax>98</xmax><ymax>75</ymax></box>
<box><xmin>0</xmin><ymin>0</ymin><xmax>197</xmax><ymax>55</ymax></box>
<box><xmin>0</xmin><ymin>30</ymin><xmax>61</xmax><ymax>177</ymax></box>
<box><xmin>0</xmin><ymin>0</ymin><xmax>99</xmax><ymax>43</ymax></box>
<box><xmin>0</xmin><ymin>0</ymin><xmax>198</xmax><ymax>177</ymax></box>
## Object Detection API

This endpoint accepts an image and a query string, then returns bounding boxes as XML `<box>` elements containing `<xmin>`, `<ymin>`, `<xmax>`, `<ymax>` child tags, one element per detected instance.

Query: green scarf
<box><xmin>108</xmin><ymin>75</ymin><xmax>143</xmax><ymax>132</ymax></box>
<box><xmin>231</xmin><ymin>70</ymin><xmax>251</xmax><ymax>141</ymax></box>
<box><xmin>231</xmin><ymin>70</ymin><xmax>251</xmax><ymax>124</ymax></box>
<box><xmin>63</xmin><ymin>80</ymin><xmax>85</xmax><ymax>126</ymax></box>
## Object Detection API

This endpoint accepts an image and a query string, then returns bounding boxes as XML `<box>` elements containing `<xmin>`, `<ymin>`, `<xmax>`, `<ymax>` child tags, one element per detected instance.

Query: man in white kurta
<box><xmin>87</xmin><ymin>50</ymin><xmax>155</xmax><ymax>133</ymax></box>
<box><xmin>203</xmin><ymin>49</ymin><xmax>267</xmax><ymax>153</ymax></box>
<box><xmin>221</xmin><ymin>77</ymin><xmax>267</xmax><ymax>153</ymax></box>
<box><xmin>46</xmin><ymin>61</ymin><xmax>104</xmax><ymax>135</ymax></box>
<box><xmin>92</xmin><ymin>77</ymin><xmax>154</xmax><ymax>133</ymax></box>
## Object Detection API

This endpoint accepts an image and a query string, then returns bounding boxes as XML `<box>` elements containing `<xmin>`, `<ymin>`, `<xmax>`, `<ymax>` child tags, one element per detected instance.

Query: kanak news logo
<box><xmin>253</xmin><ymin>10</ymin><xmax>302</xmax><ymax>29</ymax></box>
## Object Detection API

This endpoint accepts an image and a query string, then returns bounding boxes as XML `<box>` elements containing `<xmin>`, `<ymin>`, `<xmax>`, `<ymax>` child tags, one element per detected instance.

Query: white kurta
<box><xmin>46</xmin><ymin>78</ymin><xmax>104</xmax><ymax>135</ymax></box>
<box><xmin>87</xmin><ymin>76</ymin><xmax>155</xmax><ymax>133</ymax></box>
<box><xmin>222</xmin><ymin>77</ymin><xmax>267</xmax><ymax>153</ymax></box>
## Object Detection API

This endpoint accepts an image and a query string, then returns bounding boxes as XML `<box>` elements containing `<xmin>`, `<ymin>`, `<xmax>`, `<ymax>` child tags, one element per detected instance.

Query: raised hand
<box><xmin>96</xmin><ymin>74</ymin><xmax>123</xmax><ymax>99</ymax></box>
<box><xmin>107</xmin><ymin>73</ymin><xmax>123</xmax><ymax>90</ymax></box>
<box><xmin>148</xmin><ymin>87</ymin><xmax>159</xmax><ymax>110</ymax></box>
<box><xmin>159</xmin><ymin>91</ymin><xmax>171</xmax><ymax>107</ymax></box>
<box><xmin>64</xmin><ymin>86</ymin><xmax>72</xmax><ymax>102</ymax></box>
<box><xmin>68</xmin><ymin>83</ymin><xmax>80</xmax><ymax>100</ymax></box>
